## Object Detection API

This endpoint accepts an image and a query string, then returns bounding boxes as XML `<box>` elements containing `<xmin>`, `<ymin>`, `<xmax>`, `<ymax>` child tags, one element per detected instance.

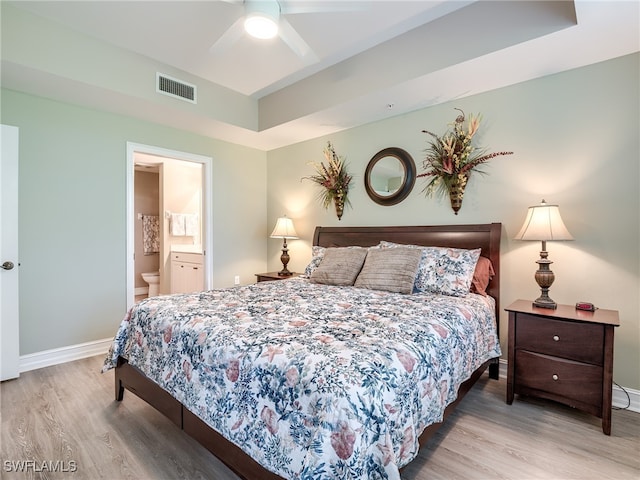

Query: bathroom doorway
<box><xmin>126</xmin><ymin>142</ymin><xmax>213</xmax><ymax>310</ymax></box>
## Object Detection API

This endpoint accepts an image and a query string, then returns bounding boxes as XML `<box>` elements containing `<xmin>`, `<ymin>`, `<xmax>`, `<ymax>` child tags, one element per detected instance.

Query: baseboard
<box><xmin>19</xmin><ymin>337</ymin><xmax>113</xmax><ymax>373</ymax></box>
<box><xmin>498</xmin><ymin>359</ymin><xmax>639</xmax><ymax>413</ymax></box>
<box><xmin>499</xmin><ymin>358</ymin><xmax>507</xmax><ymax>378</ymax></box>
<box><xmin>613</xmin><ymin>384</ymin><xmax>640</xmax><ymax>413</ymax></box>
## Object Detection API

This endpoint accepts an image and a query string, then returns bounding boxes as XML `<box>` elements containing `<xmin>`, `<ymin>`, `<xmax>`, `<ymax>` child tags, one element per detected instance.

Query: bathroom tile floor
<box><xmin>135</xmin><ymin>294</ymin><xmax>148</xmax><ymax>304</ymax></box>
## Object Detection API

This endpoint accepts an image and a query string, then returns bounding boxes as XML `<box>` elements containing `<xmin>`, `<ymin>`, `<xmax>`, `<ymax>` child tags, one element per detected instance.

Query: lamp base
<box><xmin>278</xmin><ymin>239</ymin><xmax>292</xmax><ymax>276</ymax></box>
<box><xmin>532</xmin><ymin>245</ymin><xmax>557</xmax><ymax>309</ymax></box>
<box><xmin>533</xmin><ymin>296</ymin><xmax>557</xmax><ymax>309</ymax></box>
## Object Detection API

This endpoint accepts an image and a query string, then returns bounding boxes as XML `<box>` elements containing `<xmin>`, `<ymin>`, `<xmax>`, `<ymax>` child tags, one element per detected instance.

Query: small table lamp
<box><xmin>514</xmin><ymin>199</ymin><xmax>573</xmax><ymax>309</ymax></box>
<box><xmin>270</xmin><ymin>215</ymin><xmax>298</xmax><ymax>276</ymax></box>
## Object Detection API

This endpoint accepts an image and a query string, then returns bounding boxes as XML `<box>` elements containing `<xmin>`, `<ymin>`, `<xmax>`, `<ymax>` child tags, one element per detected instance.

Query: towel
<box><xmin>142</xmin><ymin>215</ymin><xmax>160</xmax><ymax>255</ymax></box>
<box><xmin>185</xmin><ymin>214</ymin><xmax>199</xmax><ymax>237</ymax></box>
<box><xmin>170</xmin><ymin>213</ymin><xmax>186</xmax><ymax>236</ymax></box>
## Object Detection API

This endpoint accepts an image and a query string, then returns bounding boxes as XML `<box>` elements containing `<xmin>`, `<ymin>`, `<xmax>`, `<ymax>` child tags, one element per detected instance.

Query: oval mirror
<box><xmin>364</xmin><ymin>147</ymin><xmax>416</xmax><ymax>206</ymax></box>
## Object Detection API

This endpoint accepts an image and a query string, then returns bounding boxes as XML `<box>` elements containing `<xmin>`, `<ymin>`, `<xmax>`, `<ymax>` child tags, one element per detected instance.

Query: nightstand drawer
<box><xmin>515</xmin><ymin>314</ymin><xmax>604</xmax><ymax>365</ymax></box>
<box><xmin>515</xmin><ymin>350</ymin><xmax>603</xmax><ymax>408</ymax></box>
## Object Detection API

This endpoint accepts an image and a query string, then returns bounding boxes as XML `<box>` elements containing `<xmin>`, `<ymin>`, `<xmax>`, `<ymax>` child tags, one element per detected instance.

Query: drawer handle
<box><xmin>552</xmin><ymin>374</ymin><xmax>559</xmax><ymax>381</ymax></box>
<box><xmin>553</xmin><ymin>335</ymin><xmax>560</xmax><ymax>342</ymax></box>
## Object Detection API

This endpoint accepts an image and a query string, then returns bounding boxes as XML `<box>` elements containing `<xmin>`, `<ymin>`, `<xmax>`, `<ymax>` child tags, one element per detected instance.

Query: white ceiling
<box><xmin>3</xmin><ymin>0</ymin><xmax>639</xmax><ymax>151</ymax></box>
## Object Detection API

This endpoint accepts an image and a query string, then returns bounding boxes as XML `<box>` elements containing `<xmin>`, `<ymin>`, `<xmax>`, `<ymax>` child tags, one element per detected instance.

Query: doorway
<box><xmin>126</xmin><ymin>142</ymin><xmax>213</xmax><ymax>310</ymax></box>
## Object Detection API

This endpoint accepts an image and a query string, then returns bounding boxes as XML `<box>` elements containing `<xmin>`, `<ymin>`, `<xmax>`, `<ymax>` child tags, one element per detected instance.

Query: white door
<box><xmin>0</xmin><ymin>124</ymin><xmax>20</xmax><ymax>381</ymax></box>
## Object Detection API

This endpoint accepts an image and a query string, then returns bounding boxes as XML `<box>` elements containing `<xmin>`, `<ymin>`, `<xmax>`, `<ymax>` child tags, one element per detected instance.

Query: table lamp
<box><xmin>270</xmin><ymin>215</ymin><xmax>298</xmax><ymax>276</ymax></box>
<box><xmin>514</xmin><ymin>199</ymin><xmax>573</xmax><ymax>309</ymax></box>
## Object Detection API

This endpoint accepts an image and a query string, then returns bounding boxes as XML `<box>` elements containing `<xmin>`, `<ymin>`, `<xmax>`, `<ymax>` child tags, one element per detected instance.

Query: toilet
<box><xmin>141</xmin><ymin>272</ymin><xmax>160</xmax><ymax>297</ymax></box>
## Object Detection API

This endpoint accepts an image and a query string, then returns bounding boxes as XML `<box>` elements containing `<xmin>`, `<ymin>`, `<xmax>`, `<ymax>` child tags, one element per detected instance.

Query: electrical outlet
<box><xmin>234</xmin><ymin>275</ymin><xmax>240</xmax><ymax>285</ymax></box>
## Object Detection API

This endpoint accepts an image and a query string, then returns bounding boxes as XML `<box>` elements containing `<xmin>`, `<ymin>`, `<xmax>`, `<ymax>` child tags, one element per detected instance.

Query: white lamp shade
<box><xmin>515</xmin><ymin>200</ymin><xmax>573</xmax><ymax>241</ymax></box>
<box><xmin>270</xmin><ymin>216</ymin><xmax>298</xmax><ymax>239</ymax></box>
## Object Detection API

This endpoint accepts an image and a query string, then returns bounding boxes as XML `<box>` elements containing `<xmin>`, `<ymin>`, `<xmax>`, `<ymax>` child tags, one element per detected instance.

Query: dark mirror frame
<box><xmin>364</xmin><ymin>147</ymin><xmax>416</xmax><ymax>206</ymax></box>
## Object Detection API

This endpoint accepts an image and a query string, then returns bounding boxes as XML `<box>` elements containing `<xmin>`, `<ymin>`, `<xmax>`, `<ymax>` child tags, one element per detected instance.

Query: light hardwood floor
<box><xmin>1</xmin><ymin>355</ymin><xmax>638</xmax><ymax>479</ymax></box>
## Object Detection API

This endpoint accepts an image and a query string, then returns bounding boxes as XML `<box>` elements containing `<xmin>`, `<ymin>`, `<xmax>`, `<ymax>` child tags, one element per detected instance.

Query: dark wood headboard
<box><xmin>313</xmin><ymin>223</ymin><xmax>502</xmax><ymax>319</ymax></box>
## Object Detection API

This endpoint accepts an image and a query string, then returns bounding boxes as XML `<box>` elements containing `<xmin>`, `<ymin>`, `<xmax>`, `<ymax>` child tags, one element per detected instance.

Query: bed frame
<box><xmin>114</xmin><ymin>223</ymin><xmax>502</xmax><ymax>480</ymax></box>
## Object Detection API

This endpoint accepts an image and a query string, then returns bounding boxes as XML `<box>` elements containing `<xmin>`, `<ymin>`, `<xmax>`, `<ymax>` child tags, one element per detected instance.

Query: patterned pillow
<box><xmin>303</xmin><ymin>246</ymin><xmax>325</xmax><ymax>277</ymax></box>
<box><xmin>354</xmin><ymin>247</ymin><xmax>423</xmax><ymax>294</ymax></box>
<box><xmin>310</xmin><ymin>247</ymin><xmax>368</xmax><ymax>286</ymax></box>
<box><xmin>379</xmin><ymin>241</ymin><xmax>481</xmax><ymax>297</ymax></box>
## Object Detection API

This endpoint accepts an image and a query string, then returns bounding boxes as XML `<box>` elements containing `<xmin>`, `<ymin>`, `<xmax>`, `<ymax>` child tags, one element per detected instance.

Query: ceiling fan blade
<box><xmin>280</xmin><ymin>2</ymin><xmax>366</xmax><ymax>15</ymax></box>
<box><xmin>278</xmin><ymin>17</ymin><xmax>318</xmax><ymax>62</ymax></box>
<box><xmin>209</xmin><ymin>17</ymin><xmax>246</xmax><ymax>55</ymax></box>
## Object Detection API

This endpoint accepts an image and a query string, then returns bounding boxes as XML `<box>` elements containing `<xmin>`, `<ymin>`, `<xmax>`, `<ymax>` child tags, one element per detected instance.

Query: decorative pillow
<box><xmin>379</xmin><ymin>241</ymin><xmax>481</xmax><ymax>297</ymax></box>
<box><xmin>310</xmin><ymin>247</ymin><xmax>368</xmax><ymax>286</ymax></box>
<box><xmin>303</xmin><ymin>245</ymin><xmax>376</xmax><ymax>278</ymax></box>
<box><xmin>303</xmin><ymin>246</ymin><xmax>325</xmax><ymax>277</ymax></box>
<box><xmin>470</xmin><ymin>256</ymin><xmax>495</xmax><ymax>296</ymax></box>
<box><xmin>354</xmin><ymin>247</ymin><xmax>423</xmax><ymax>294</ymax></box>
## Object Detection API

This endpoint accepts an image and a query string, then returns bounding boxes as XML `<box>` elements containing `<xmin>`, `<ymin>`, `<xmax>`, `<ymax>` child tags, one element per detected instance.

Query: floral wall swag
<box><xmin>303</xmin><ymin>142</ymin><xmax>353</xmax><ymax>220</ymax></box>
<box><xmin>418</xmin><ymin>109</ymin><xmax>513</xmax><ymax>214</ymax></box>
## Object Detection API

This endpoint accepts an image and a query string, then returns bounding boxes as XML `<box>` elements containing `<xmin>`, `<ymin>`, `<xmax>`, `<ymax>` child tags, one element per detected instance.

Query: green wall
<box><xmin>2</xmin><ymin>52</ymin><xmax>638</xmax><ymax>391</ymax></box>
<box><xmin>266</xmin><ymin>53</ymin><xmax>640</xmax><ymax>390</ymax></box>
<box><xmin>1</xmin><ymin>89</ymin><xmax>267</xmax><ymax>355</ymax></box>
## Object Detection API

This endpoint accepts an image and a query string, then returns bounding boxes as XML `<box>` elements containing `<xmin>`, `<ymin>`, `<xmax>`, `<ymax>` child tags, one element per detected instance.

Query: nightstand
<box><xmin>255</xmin><ymin>272</ymin><xmax>301</xmax><ymax>283</ymax></box>
<box><xmin>505</xmin><ymin>299</ymin><xmax>619</xmax><ymax>435</ymax></box>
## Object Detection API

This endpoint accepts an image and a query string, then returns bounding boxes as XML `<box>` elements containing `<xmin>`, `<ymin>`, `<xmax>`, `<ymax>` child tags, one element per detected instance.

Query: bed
<box><xmin>103</xmin><ymin>223</ymin><xmax>502</xmax><ymax>480</ymax></box>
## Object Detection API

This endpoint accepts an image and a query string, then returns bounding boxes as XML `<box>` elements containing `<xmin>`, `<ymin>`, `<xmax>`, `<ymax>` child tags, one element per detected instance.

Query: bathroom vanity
<box><xmin>170</xmin><ymin>249</ymin><xmax>203</xmax><ymax>294</ymax></box>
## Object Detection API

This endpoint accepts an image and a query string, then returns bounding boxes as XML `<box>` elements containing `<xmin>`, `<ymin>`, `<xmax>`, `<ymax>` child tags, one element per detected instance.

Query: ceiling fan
<box><xmin>210</xmin><ymin>0</ymin><xmax>359</xmax><ymax>62</ymax></box>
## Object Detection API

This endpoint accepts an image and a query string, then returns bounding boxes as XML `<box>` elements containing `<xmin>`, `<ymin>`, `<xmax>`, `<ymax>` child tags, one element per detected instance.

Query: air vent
<box><xmin>156</xmin><ymin>73</ymin><xmax>197</xmax><ymax>104</ymax></box>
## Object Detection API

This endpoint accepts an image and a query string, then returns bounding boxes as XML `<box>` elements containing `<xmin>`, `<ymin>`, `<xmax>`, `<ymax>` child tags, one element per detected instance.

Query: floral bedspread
<box><xmin>103</xmin><ymin>277</ymin><xmax>500</xmax><ymax>480</ymax></box>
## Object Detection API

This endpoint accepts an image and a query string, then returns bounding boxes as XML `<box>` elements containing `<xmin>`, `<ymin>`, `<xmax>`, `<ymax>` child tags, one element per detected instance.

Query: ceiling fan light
<box><xmin>244</xmin><ymin>14</ymin><xmax>278</xmax><ymax>39</ymax></box>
